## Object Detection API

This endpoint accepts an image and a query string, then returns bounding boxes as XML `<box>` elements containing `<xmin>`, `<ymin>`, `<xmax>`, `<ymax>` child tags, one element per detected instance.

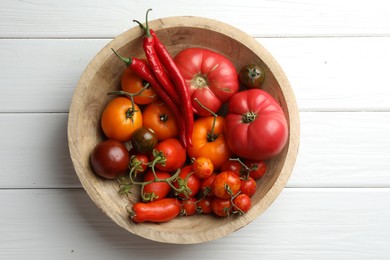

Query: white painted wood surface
<box><xmin>1</xmin><ymin>0</ymin><xmax>389</xmax><ymax>259</ymax></box>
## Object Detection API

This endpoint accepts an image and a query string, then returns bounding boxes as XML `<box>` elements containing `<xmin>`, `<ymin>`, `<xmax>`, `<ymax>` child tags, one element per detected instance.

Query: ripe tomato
<box><xmin>128</xmin><ymin>151</ymin><xmax>149</xmax><ymax>175</ymax></box>
<box><xmin>220</xmin><ymin>160</ymin><xmax>244</xmax><ymax>176</ymax></box>
<box><xmin>142</xmin><ymin>101</ymin><xmax>179</xmax><ymax>141</ymax></box>
<box><xmin>211</xmin><ymin>171</ymin><xmax>241</xmax><ymax>199</ymax></box>
<box><xmin>151</xmin><ymin>138</ymin><xmax>186</xmax><ymax>172</ymax></box>
<box><xmin>142</xmin><ymin>170</ymin><xmax>171</xmax><ymax>202</ymax></box>
<box><xmin>121</xmin><ymin>68</ymin><xmax>157</xmax><ymax>105</ymax></box>
<box><xmin>130</xmin><ymin>127</ymin><xmax>158</xmax><ymax>154</ymax></box>
<box><xmin>224</xmin><ymin>89</ymin><xmax>288</xmax><ymax>160</ymax></box>
<box><xmin>101</xmin><ymin>97</ymin><xmax>143</xmax><ymax>142</ymax></box>
<box><xmin>174</xmin><ymin>47</ymin><xmax>239</xmax><ymax>116</ymax></box>
<box><xmin>187</xmin><ymin>116</ymin><xmax>233</xmax><ymax>169</ymax></box>
<box><xmin>192</xmin><ymin>157</ymin><xmax>214</xmax><ymax>179</ymax></box>
<box><xmin>90</xmin><ymin>139</ymin><xmax>129</xmax><ymax>179</ymax></box>
<box><xmin>211</xmin><ymin>197</ymin><xmax>232</xmax><ymax>217</ymax></box>
<box><xmin>238</xmin><ymin>64</ymin><xmax>265</xmax><ymax>89</ymax></box>
<box><xmin>240</xmin><ymin>177</ymin><xmax>257</xmax><ymax>197</ymax></box>
<box><xmin>181</xmin><ymin>197</ymin><xmax>198</xmax><ymax>216</ymax></box>
<box><xmin>245</xmin><ymin>159</ymin><xmax>267</xmax><ymax>180</ymax></box>
<box><xmin>131</xmin><ymin>198</ymin><xmax>181</xmax><ymax>223</ymax></box>
<box><xmin>200</xmin><ymin>173</ymin><xmax>216</xmax><ymax>197</ymax></box>
<box><xmin>197</xmin><ymin>197</ymin><xmax>213</xmax><ymax>214</ymax></box>
<box><xmin>233</xmin><ymin>194</ymin><xmax>252</xmax><ymax>214</ymax></box>
<box><xmin>173</xmin><ymin>165</ymin><xmax>201</xmax><ymax>198</ymax></box>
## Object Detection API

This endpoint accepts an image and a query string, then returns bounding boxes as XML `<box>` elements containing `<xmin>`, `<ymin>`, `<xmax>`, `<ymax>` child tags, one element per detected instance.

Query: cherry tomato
<box><xmin>233</xmin><ymin>194</ymin><xmax>252</xmax><ymax>214</ymax></box>
<box><xmin>131</xmin><ymin>198</ymin><xmax>181</xmax><ymax>223</ymax></box>
<box><xmin>211</xmin><ymin>197</ymin><xmax>232</xmax><ymax>217</ymax></box>
<box><xmin>129</xmin><ymin>152</ymin><xmax>149</xmax><ymax>175</ymax></box>
<box><xmin>131</xmin><ymin>127</ymin><xmax>158</xmax><ymax>154</ymax></box>
<box><xmin>225</xmin><ymin>89</ymin><xmax>288</xmax><ymax>160</ymax></box>
<box><xmin>90</xmin><ymin>139</ymin><xmax>129</xmax><ymax>179</ymax></box>
<box><xmin>181</xmin><ymin>197</ymin><xmax>198</xmax><ymax>216</ymax></box>
<box><xmin>151</xmin><ymin>138</ymin><xmax>186</xmax><ymax>172</ymax></box>
<box><xmin>173</xmin><ymin>165</ymin><xmax>201</xmax><ymax>198</ymax></box>
<box><xmin>197</xmin><ymin>197</ymin><xmax>213</xmax><ymax>214</ymax></box>
<box><xmin>142</xmin><ymin>170</ymin><xmax>171</xmax><ymax>202</ymax></box>
<box><xmin>187</xmin><ymin>116</ymin><xmax>233</xmax><ymax>169</ymax></box>
<box><xmin>200</xmin><ymin>173</ymin><xmax>216</xmax><ymax>197</ymax></box>
<box><xmin>220</xmin><ymin>160</ymin><xmax>244</xmax><ymax>176</ymax></box>
<box><xmin>239</xmin><ymin>64</ymin><xmax>265</xmax><ymax>89</ymax></box>
<box><xmin>240</xmin><ymin>177</ymin><xmax>257</xmax><ymax>197</ymax></box>
<box><xmin>211</xmin><ymin>171</ymin><xmax>241</xmax><ymax>199</ymax></box>
<box><xmin>142</xmin><ymin>101</ymin><xmax>179</xmax><ymax>141</ymax></box>
<box><xmin>192</xmin><ymin>157</ymin><xmax>214</xmax><ymax>179</ymax></box>
<box><xmin>245</xmin><ymin>159</ymin><xmax>267</xmax><ymax>180</ymax></box>
<box><xmin>121</xmin><ymin>68</ymin><xmax>157</xmax><ymax>105</ymax></box>
<box><xmin>174</xmin><ymin>47</ymin><xmax>239</xmax><ymax>116</ymax></box>
<box><xmin>101</xmin><ymin>97</ymin><xmax>142</xmax><ymax>142</ymax></box>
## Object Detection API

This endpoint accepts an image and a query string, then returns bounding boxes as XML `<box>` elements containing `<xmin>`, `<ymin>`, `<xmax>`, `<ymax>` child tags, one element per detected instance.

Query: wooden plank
<box><xmin>1</xmin><ymin>37</ymin><xmax>390</xmax><ymax>113</ymax></box>
<box><xmin>0</xmin><ymin>188</ymin><xmax>389</xmax><ymax>259</ymax></box>
<box><xmin>1</xmin><ymin>112</ymin><xmax>389</xmax><ymax>188</ymax></box>
<box><xmin>1</xmin><ymin>0</ymin><xmax>389</xmax><ymax>38</ymax></box>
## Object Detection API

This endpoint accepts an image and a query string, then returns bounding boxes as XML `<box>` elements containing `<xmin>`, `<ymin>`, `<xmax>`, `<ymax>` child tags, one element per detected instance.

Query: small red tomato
<box><xmin>200</xmin><ymin>173</ymin><xmax>216</xmax><ymax>197</ymax></box>
<box><xmin>173</xmin><ymin>165</ymin><xmax>201</xmax><ymax>198</ymax></box>
<box><xmin>211</xmin><ymin>171</ymin><xmax>241</xmax><ymax>199</ymax></box>
<box><xmin>142</xmin><ymin>170</ymin><xmax>171</xmax><ymax>202</ymax></box>
<box><xmin>197</xmin><ymin>197</ymin><xmax>213</xmax><ymax>214</ymax></box>
<box><xmin>220</xmin><ymin>159</ymin><xmax>244</xmax><ymax>176</ymax></box>
<box><xmin>181</xmin><ymin>197</ymin><xmax>198</xmax><ymax>216</ymax></box>
<box><xmin>211</xmin><ymin>197</ymin><xmax>232</xmax><ymax>217</ymax></box>
<box><xmin>129</xmin><ymin>153</ymin><xmax>149</xmax><ymax>175</ymax></box>
<box><xmin>240</xmin><ymin>177</ymin><xmax>257</xmax><ymax>197</ymax></box>
<box><xmin>245</xmin><ymin>159</ymin><xmax>267</xmax><ymax>180</ymax></box>
<box><xmin>192</xmin><ymin>157</ymin><xmax>214</xmax><ymax>179</ymax></box>
<box><xmin>90</xmin><ymin>139</ymin><xmax>129</xmax><ymax>179</ymax></box>
<box><xmin>151</xmin><ymin>138</ymin><xmax>186</xmax><ymax>172</ymax></box>
<box><xmin>131</xmin><ymin>198</ymin><xmax>181</xmax><ymax>223</ymax></box>
<box><xmin>233</xmin><ymin>194</ymin><xmax>252</xmax><ymax>214</ymax></box>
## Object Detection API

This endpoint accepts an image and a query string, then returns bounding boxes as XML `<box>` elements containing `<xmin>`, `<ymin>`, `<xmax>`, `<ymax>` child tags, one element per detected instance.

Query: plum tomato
<box><xmin>90</xmin><ymin>139</ymin><xmax>129</xmax><ymax>179</ymax></box>
<box><xmin>142</xmin><ymin>170</ymin><xmax>171</xmax><ymax>202</ymax></box>
<box><xmin>211</xmin><ymin>171</ymin><xmax>241</xmax><ymax>199</ymax></box>
<box><xmin>131</xmin><ymin>198</ymin><xmax>181</xmax><ymax>223</ymax></box>
<box><xmin>101</xmin><ymin>97</ymin><xmax>142</xmax><ymax>142</ymax></box>
<box><xmin>131</xmin><ymin>127</ymin><xmax>158</xmax><ymax>154</ymax></box>
<box><xmin>142</xmin><ymin>101</ymin><xmax>179</xmax><ymax>141</ymax></box>
<box><xmin>192</xmin><ymin>157</ymin><xmax>214</xmax><ymax>179</ymax></box>
<box><xmin>239</xmin><ymin>64</ymin><xmax>265</xmax><ymax>89</ymax></box>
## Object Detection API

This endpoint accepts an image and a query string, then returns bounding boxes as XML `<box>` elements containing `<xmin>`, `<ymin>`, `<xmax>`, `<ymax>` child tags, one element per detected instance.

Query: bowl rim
<box><xmin>68</xmin><ymin>15</ymin><xmax>300</xmax><ymax>244</ymax></box>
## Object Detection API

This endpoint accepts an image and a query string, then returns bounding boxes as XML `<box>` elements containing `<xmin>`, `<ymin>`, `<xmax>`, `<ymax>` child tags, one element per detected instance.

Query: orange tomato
<box><xmin>121</xmin><ymin>68</ymin><xmax>157</xmax><ymax>105</ymax></box>
<box><xmin>187</xmin><ymin>116</ymin><xmax>233</xmax><ymax>169</ymax></box>
<box><xmin>142</xmin><ymin>101</ymin><xmax>179</xmax><ymax>141</ymax></box>
<box><xmin>101</xmin><ymin>97</ymin><xmax>143</xmax><ymax>142</ymax></box>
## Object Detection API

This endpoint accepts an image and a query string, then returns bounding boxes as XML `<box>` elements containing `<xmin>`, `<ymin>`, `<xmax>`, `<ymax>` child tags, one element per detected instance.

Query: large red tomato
<box><xmin>174</xmin><ymin>48</ymin><xmax>239</xmax><ymax>116</ymax></box>
<box><xmin>224</xmin><ymin>89</ymin><xmax>288</xmax><ymax>160</ymax></box>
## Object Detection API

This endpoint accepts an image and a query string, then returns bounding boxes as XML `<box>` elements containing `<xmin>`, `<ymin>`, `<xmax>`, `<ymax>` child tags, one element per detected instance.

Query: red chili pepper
<box><xmin>111</xmin><ymin>49</ymin><xmax>188</xmax><ymax>148</ymax></box>
<box><xmin>150</xmin><ymin>28</ymin><xmax>194</xmax><ymax>147</ymax></box>
<box><xmin>130</xmin><ymin>198</ymin><xmax>181</xmax><ymax>223</ymax></box>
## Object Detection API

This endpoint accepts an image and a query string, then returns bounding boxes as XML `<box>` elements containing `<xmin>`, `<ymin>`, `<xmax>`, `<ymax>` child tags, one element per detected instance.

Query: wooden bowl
<box><xmin>68</xmin><ymin>16</ymin><xmax>300</xmax><ymax>244</ymax></box>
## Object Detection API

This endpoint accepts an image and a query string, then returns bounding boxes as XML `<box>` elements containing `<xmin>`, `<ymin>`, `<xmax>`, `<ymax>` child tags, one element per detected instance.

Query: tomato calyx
<box><xmin>191</xmin><ymin>73</ymin><xmax>209</xmax><ymax>89</ymax></box>
<box><xmin>242</xmin><ymin>111</ymin><xmax>257</xmax><ymax>124</ymax></box>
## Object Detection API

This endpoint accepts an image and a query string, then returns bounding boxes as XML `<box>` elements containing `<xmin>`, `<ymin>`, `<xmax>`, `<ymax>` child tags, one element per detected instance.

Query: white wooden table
<box><xmin>1</xmin><ymin>1</ymin><xmax>390</xmax><ymax>259</ymax></box>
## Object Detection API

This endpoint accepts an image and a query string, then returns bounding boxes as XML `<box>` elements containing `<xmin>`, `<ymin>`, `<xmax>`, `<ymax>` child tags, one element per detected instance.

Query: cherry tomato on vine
<box><xmin>200</xmin><ymin>173</ymin><xmax>216</xmax><ymax>197</ymax></box>
<box><xmin>187</xmin><ymin>116</ymin><xmax>233</xmax><ymax>169</ymax></box>
<box><xmin>192</xmin><ymin>157</ymin><xmax>214</xmax><ymax>179</ymax></box>
<box><xmin>211</xmin><ymin>171</ymin><xmax>241</xmax><ymax>199</ymax></box>
<box><xmin>173</xmin><ymin>165</ymin><xmax>201</xmax><ymax>198</ymax></box>
<box><xmin>101</xmin><ymin>97</ymin><xmax>142</xmax><ymax>142</ymax></box>
<box><xmin>197</xmin><ymin>197</ymin><xmax>213</xmax><ymax>214</ymax></box>
<box><xmin>90</xmin><ymin>139</ymin><xmax>129</xmax><ymax>179</ymax></box>
<box><xmin>151</xmin><ymin>138</ymin><xmax>186</xmax><ymax>172</ymax></box>
<box><xmin>233</xmin><ymin>194</ymin><xmax>252</xmax><ymax>214</ymax></box>
<box><xmin>220</xmin><ymin>160</ymin><xmax>244</xmax><ymax>176</ymax></box>
<box><xmin>211</xmin><ymin>197</ymin><xmax>232</xmax><ymax>217</ymax></box>
<box><xmin>142</xmin><ymin>101</ymin><xmax>179</xmax><ymax>141</ymax></box>
<box><xmin>128</xmin><ymin>150</ymin><xmax>149</xmax><ymax>175</ymax></box>
<box><xmin>181</xmin><ymin>197</ymin><xmax>198</xmax><ymax>216</ymax></box>
<box><xmin>244</xmin><ymin>159</ymin><xmax>267</xmax><ymax>180</ymax></box>
<box><xmin>142</xmin><ymin>170</ymin><xmax>171</xmax><ymax>202</ymax></box>
<box><xmin>240</xmin><ymin>177</ymin><xmax>257</xmax><ymax>197</ymax></box>
<box><xmin>121</xmin><ymin>68</ymin><xmax>157</xmax><ymax>105</ymax></box>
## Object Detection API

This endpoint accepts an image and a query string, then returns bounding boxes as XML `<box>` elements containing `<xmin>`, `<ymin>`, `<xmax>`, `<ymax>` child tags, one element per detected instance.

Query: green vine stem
<box><xmin>193</xmin><ymin>98</ymin><xmax>218</xmax><ymax>142</ymax></box>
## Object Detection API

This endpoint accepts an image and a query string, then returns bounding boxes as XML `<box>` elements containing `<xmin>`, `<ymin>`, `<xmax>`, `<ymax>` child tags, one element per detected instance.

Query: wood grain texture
<box><xmin>1</xmin><ymin>188</ymin><xmax>389</xmax><ymax>259</ymax></box>
<box><xmin>1</xmin><ymin>0</ymin><xmax>390</xmax><ymax>37</ymax></box>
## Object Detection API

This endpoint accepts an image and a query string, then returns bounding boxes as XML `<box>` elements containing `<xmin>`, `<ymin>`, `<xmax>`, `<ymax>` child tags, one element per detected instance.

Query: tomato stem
<box><xmin>194</xmin><ymin>98</ymin><xmax>218</xmax><ymax>142</ymax></box>
<box><xmin>229</xmin><ymin>157</ymin><xmax>259</xmax><ymax>180</ymax></box>
<box><xmin>242</xmin><ymin>111</ymin><xmax>257</xmax><ymax>123</ymax></box>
